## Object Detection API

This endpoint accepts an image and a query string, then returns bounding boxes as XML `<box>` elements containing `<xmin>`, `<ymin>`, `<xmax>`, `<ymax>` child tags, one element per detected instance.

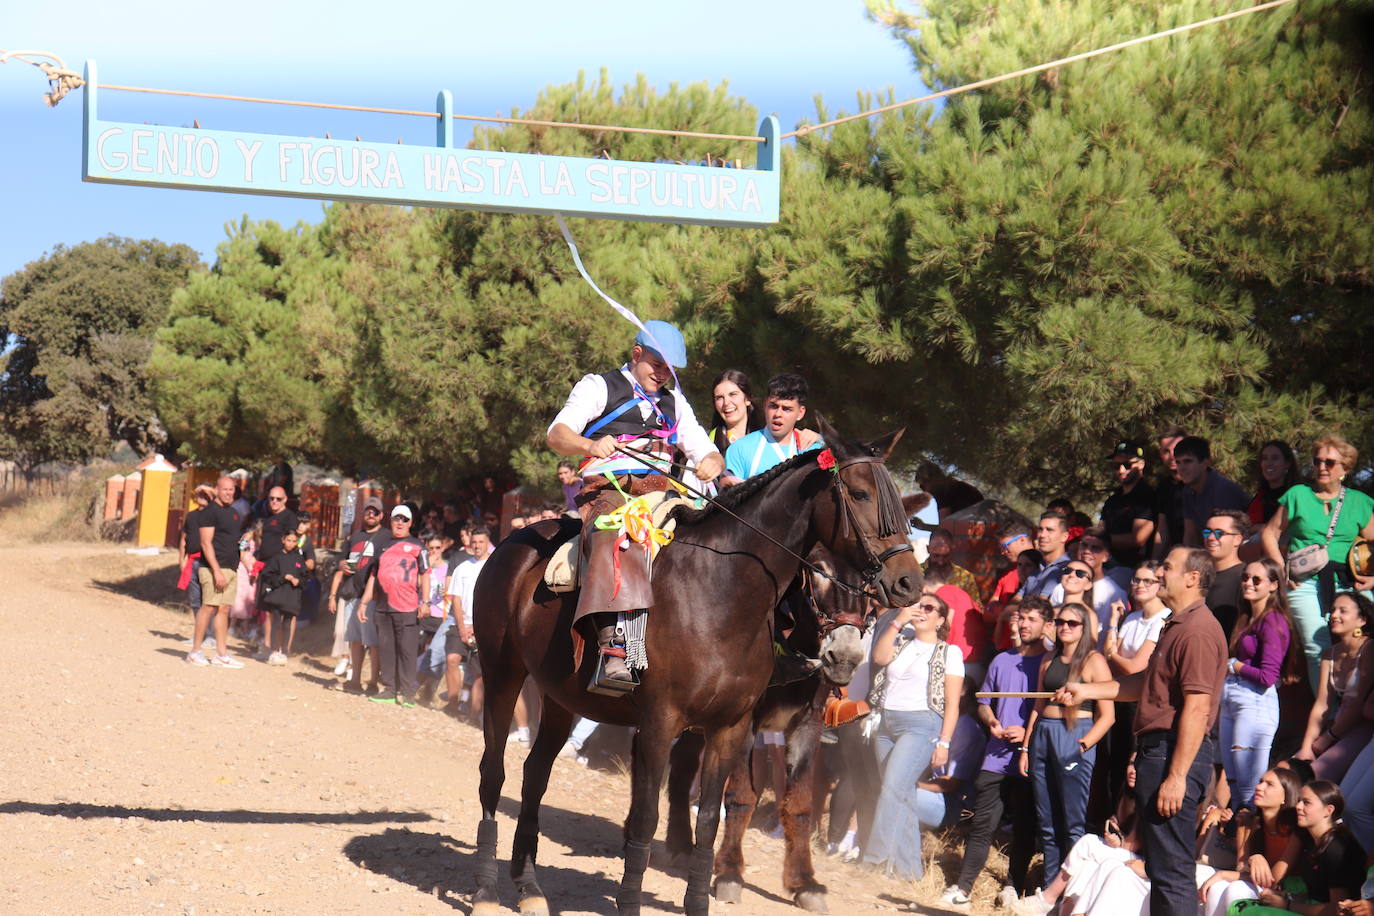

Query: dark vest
<box><xmin>582</xmin><ymin>371</ymin><xmax>678</xmax><ymax>441</ymax></box>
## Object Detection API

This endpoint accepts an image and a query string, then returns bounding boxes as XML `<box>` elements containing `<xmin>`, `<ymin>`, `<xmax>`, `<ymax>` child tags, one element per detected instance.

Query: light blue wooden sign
<box><xmin>81</xmin><ymin>61</ymin><xmax>780</xmax><ymax>227</ymax></box>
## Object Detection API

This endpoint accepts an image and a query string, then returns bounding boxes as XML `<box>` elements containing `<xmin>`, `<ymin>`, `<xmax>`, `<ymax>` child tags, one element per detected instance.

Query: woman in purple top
<box><xmin>1221</xmin><ymin>557</ymin><xmax>1300</xmax><ymax>813</ymax></box>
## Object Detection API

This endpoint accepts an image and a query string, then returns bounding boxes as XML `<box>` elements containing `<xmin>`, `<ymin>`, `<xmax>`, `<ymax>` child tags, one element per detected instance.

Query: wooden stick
<box><xmin>976</xmin><ymin>691</ymin><xmax>1055</xmax><ymax>699</ymax></box>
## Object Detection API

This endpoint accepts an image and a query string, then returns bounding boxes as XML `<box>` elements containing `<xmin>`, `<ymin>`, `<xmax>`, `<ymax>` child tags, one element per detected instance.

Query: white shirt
<box><xmin>1117</xmin><ymin>607</ymin><xmax>1172</xmax><ymax>658</ymax></box>
<box><xmin>446</xmin><ymin>554</ymin><xmax>488</xmax><ymax>627</ymax></box>
<box><xmin>882</xmin><ymin>633</ymin><xmax>966</xmax><ymax>713</ymax></box>
<box><xmin>549</xmin><ymin>367</ymin><xmax>716</xmax><ymax>477</ymax></box>
<box><xmin>1051</xmin><ymin>576</ymin><xmax>1129</xmax><ymax>650</ymax></box>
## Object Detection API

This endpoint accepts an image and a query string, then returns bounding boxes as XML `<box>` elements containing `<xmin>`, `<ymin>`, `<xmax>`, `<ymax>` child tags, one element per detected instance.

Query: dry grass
<box><xmin>911</xmin><ymin>825</ymin><xmax>1021</xmax><ymax>913</ymax></box>
<box><xmin>0</xmin><ymin>473</ymin><xmax>106</xmax><ymax>543</ymax></box>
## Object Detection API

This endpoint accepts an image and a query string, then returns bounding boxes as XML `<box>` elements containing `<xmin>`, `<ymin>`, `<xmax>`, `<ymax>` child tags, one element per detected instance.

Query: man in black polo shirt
<box><xmin>188</xmin><ymin>475</ymin><xmax>246</xmax><ymax>669</ymax></box>
<box><xmin>1100</xmin><ymin>440</ymin><xmax>1155</xmax><ymax>571</ymax></box>
<box><xmin>1056</xmin><ymin>546</ymin><xmax>1226</xmax><ymax>916</ymax></box>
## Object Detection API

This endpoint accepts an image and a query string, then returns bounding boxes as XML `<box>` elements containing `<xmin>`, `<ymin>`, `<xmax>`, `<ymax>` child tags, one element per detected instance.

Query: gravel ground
<box><xmin>0</xmin><ymin>542</ymin><xmax>1006</xmax><ymax>915</ymax></box>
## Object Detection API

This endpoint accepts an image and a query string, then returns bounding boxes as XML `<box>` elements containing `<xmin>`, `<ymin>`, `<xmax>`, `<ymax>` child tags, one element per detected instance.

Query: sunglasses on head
<box><xmin>1200</xmin><ymin>528</ymin><xmax>1237</xmax><ymax>540</ymax></box>
<box><xmin>1000</xmin><ymin>534</ymin><xmax>1028</xmax><ymax>551</ymax></box>
<box><xmin>1065</xmin><ymin>567</ymin><xmax>1092</xmax><ymax>579</ymax></box>
<box><xmin>1054</xmin><ymin>618</ymin><xmax>1084</xmax><ymax>628</ymax></box>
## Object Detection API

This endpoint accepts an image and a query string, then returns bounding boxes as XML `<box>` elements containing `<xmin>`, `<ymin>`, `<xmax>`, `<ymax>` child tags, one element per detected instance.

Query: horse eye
<box><xmin>851</xmin><ymin>489</ymin><xmax>871</xmax><ymax>501</ymax></box>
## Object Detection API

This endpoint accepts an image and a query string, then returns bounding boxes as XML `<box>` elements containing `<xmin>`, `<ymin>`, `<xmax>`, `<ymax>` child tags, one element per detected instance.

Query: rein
<box><xmin>615</xmin><ymin>444</ymin><xmax>911</xmax><ymax>599</ymax></box>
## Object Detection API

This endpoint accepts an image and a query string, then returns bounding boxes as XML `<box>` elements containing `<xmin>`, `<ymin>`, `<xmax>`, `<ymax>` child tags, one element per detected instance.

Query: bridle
<box><xmin>831</xmin><ymin>456</ymin><xmax>915</xmax><ymax>592</ymax></box>
<box><xmin>615</xmin><ymin>443</ymin><xmax>913</xmax><ymax>600</ymax></box>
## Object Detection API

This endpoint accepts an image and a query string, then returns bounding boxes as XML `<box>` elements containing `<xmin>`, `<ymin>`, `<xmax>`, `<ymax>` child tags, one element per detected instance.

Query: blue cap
<box><xmin>634</xmin><ymin>320</ymin><xmax>687</xmax><ymax>368</ymax></box>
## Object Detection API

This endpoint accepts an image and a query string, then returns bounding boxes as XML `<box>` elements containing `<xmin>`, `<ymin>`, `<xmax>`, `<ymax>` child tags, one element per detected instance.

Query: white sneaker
<box><xmin>211</xmin><ymin>654</ymin><xmax>244</xmax><ymax>669</ymax></box>
<box><xmin>1010</xmin><ymin>890</ymin><xmax>1053</xmax><ymax>916</ymax></box>
<box><xmin>333</xmin><ymin>658</ymin><xmax>349</xmax><ymax>676</ymax></box>
<box><xmin>997</xmin><ymin>885</ymin><xmax>1020</xmax><ymax>908</ymax></box>
<box><xmin>939</xmin><ymin>885</ymin><xmax>972</xmax><ymax>909</ymax></box>
<box><xmin>507</xmin><ymin>727</ymin><xmax>530</xmax><ymax>745</ymax></box>
<box><xmin>185</xmin><ymin>650</ymin><xmax>210</xmax><ymax>666</ymax></box>
<box><xmin>268</xmin><ymin>651</ymin><xmax>287</xmax><ymax>666</ymax></box>
<box><xmin>841</xmin><ymin>845</ymin><xmax>860</xmax><ymax>863</ymax></box>
<box><xmin>558</xmin><ymin>741</ymin><xmax>581</xmax><ymax>759</ymax></box>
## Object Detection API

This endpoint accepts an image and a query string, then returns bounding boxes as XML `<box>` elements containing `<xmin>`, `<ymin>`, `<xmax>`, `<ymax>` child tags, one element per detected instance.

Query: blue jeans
<box><xmin>1136</xmin><ymin>731</ymin><xmax>1214</xmax><ymax>916</ymax></box>
<box><xmin>1030</xmin><ymin>716</ymin><xmax>1096</xmax><ymax>885</ymax></box>
<box><xmin>1219</xmin><ymin>673</ymin><xmax>1278</xmax><ymax>812</ymax></box>
<box><xmin>915</xmin><ymin>788</ymin><xmax>951</xmax><ymax>829</ymax></box>
<box><xmin>1288</xmin><ymin>578</ymin><xmax>1331</xmax><ymax>691</ymax></box>
<box><xmin>418</xmin><ymin>614</ymin><xmax>454</xmax><ymax>678</ymax></box>
<box><xmin>864</xmin><ymin>708</ymin><xmax>940</xmax><ymax>880</ymax></box>
<box><xmin>1339</xmin><ymin>734</ymin><xmax>1374</xmax><ymax>850</ymax></box>
<box><xmin>186</xmin><ymin>558</ymin><xmax>202</xmax><ymax>610</ymax></box>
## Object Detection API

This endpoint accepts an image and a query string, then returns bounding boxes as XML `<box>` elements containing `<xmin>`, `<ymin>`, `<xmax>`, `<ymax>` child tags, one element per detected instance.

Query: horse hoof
<box><xmin>519</xmin><ymin>895</ymin><xmax>549</xmax><ymax>916</ymax></box>
<box><xmin>794</xmin><ymin>890</ymin><xmax>829</xmax><ymax>913</ymax></box>
<box><xmin>714</xmin><ymin>877</ymin><xmax>743</xmax><ymax>904</ymax></box>
<box><xmin>472</xmin><ymin>901</ymin><xmax>504</xmax><ymax>916</ymax></box>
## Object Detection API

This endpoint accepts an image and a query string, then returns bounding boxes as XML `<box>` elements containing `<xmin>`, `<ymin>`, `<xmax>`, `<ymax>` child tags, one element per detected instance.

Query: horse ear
<box><xmin>864</xmin><ymin>428</ymin><xmax>905</xmax><ymax>460</ymax></box>
<box><xmin>813</xmin><ymin>413</ymin><xmax>848</xmax><ymax>456</ymax></box>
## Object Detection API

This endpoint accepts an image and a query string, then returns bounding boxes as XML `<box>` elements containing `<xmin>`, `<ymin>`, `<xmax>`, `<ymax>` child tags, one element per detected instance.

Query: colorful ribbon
<box><xmin>592</xmin><ymin>474</ymin><xmax>675</xmax><ymax>597</ymax></box>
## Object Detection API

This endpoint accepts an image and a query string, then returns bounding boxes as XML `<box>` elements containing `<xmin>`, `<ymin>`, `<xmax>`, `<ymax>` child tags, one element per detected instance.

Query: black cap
<box><xmin>1106</xmin><ymin>440</ymin><xmax>1147</xmax><ymax>461</ymax></box>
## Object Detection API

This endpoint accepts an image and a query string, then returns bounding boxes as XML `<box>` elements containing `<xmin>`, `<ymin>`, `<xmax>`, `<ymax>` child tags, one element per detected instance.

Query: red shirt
<box><xmin>938</xmin><ymin>584</ymin><xmax>990</xmax><ymax>664</ymax></box>
<box><xmin>988</xmin><ymin>568</ymin><xmax>1022</xmax><ymax>650</ymax></box>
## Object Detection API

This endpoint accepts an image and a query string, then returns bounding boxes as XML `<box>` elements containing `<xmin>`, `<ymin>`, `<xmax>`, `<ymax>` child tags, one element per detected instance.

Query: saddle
<box><xmin>543</xmin><ymin>490</ymin><xmax>687</xmax><ymax>593</ymax></box>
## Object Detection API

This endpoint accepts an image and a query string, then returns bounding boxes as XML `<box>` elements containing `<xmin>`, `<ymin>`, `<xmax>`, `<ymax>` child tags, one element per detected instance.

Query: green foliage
<box><xmin>0</xmin><ymin>236</ymin><xmax>203</xmax><ymax>473</ymax></box>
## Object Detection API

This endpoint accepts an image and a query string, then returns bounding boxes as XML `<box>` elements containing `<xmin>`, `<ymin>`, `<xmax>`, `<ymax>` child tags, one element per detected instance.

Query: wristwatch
<box><xmin>936</xmin><ymin>739</ymin><xmax>951</xmax><ymax>749</ymax></box>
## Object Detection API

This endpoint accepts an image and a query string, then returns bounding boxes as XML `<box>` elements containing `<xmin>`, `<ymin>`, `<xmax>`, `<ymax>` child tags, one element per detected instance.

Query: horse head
<box><xmin>807</xmin><ymin>414</ymin><xmax>924</xmax><ymax>612</ymax></box>
<box><xmin>802</xmin><ymin>546</ymin><xmax>869</xmax><ymax>686</ymax></box>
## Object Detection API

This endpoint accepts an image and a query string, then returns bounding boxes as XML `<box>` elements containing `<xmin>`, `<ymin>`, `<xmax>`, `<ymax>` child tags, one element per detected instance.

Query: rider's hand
<box><xmin>696</xmin><ymin>453</ymin><xmax>725</xmax><ymax>483</ymax></box>
<box><xmin>587</xmin><ymin>435</ymin><xmax>618</xmax><ymax>459</ymax></box>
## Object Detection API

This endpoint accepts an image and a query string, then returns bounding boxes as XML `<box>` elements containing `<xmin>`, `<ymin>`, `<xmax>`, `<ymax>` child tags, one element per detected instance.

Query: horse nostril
<box><xmin>895</xmin><ymin>575</ymin><xmax>913</xmax><ymax>596</ymax></box>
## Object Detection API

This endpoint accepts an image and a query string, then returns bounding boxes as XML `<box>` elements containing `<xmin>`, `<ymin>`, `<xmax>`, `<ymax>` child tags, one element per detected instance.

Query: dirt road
<box><xmin>0</xmin><ymin>543</ymin><xmax>991</xmax><ymax>914</ymax></box>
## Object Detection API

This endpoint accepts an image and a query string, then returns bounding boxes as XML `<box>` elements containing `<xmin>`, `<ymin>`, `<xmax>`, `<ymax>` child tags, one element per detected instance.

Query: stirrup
<box><xmin>588</xmin><ymin>647</ymin><xmax>639</xmax><ymax>696</ymax></box>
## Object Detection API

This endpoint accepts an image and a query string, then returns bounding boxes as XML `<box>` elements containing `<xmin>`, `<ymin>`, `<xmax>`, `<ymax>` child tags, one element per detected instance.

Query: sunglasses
<box><xmin>1000</xmin><ymin>534</ymin><xmax>1029</xmax><ymax>550</ymax></box>
<box><xmin>1130</xmin><ymin>577</ymin><xmax>1159</xmax><ymax>587</ymax></box>
<box><xmin>1054</xmin><ymin>618</ymin><xmax>1084</xmax><ymax>628</ymax></box>
<box><xmin>1314</xmin><ymin>457</ymin><xmax>1341</xmax><ymax>469</ymax></box>
<box><xmin>269</xmin><ymin>497</ymin><xmax>285</xmax><ymax>503</ymax></box>
<box><xmin>1200</xmin><ymin>528</ymin><xmax>1237</xmax><ymax>540</ymax></box>
<box><xmin>1243</xmin><ymin>575</ymin><xmax>1270</xmax><ymax>586</ymax></box>
<box><xmin>1065</xmin><ymin>568</ymin><xmax>1092</xmax><ymax>579</ymax></box>
<box><xmin>1077</xmin><ymin>542</ymin><xmax>1104</xmax><ymax>553</ymax></box>
<box><xmin>915</xmin><ymin>602</ymin><xmax>942</xmax><ymax>613</ymax></box>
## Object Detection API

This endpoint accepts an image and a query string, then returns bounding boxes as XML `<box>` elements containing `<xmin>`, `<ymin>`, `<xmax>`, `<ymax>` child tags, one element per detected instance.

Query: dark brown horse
<box><xmin>469</xmin><ymin>417</ymin><xmax>921</xmax><ymax>916</ymax></box>
<box><xmin>663</xmin><ymin>549</ymin><xmax>874</xmax><ymax>913</ymax></box>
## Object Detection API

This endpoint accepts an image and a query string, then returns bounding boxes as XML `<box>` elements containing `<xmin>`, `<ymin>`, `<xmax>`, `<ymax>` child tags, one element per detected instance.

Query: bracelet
<box><xmin>936</xmin><ymin>739</ymin><xmax>951</xmax><ymax>749</ymax></box>
<box><xmin>1019</xmin><ymin>746</ymin><xmax>1030</xmax><ymax>753</ymax></box>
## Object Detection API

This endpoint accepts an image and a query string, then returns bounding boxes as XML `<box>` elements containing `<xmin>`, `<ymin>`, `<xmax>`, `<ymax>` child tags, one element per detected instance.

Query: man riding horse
<box><xmin>546</xmin><ymin>322</ymin><xmax>818</xmax><ymax>692</ymax></box>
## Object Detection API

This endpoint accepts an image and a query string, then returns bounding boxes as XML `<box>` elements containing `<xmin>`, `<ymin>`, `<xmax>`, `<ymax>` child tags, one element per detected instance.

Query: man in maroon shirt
<box><xmin>1055</xmin><ymin>546</ymin><xmax>1226</xmax><ymax>916</ymax></box>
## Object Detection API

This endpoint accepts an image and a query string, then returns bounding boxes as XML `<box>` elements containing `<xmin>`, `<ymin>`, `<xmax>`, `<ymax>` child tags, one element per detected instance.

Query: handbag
<box><xmin>861</xmin><ymin>620</ymin><xmax>911</xmax><ymax>742</ymax></box>
<box><xmin>1287</xmin><ymin>487</ymin><xmax>1346</xmax><ymax>582</ymax></box>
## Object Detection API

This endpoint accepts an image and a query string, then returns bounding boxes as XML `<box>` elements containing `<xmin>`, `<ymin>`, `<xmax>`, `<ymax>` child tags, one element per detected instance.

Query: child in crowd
<box><xmin>293</xmin><ymin>512</ymin><xmax>319</xmax><ymax>621</ymax></box>
<box><xmin>231</xmin><ymin>521</ymin><xmax>260</xmax><ymax>643</ymax></box>
<box><xmin>258</xmin><ymin>529</ymin><xmax>306</xmax><ymax>665</ymax></box>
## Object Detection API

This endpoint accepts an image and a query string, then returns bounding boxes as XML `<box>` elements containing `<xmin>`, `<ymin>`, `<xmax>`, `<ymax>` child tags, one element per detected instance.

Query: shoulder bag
<box><xmin>1287</xmin><ymin>487</ymin><xmax>1346</xmax><ymax>582</ymax></box>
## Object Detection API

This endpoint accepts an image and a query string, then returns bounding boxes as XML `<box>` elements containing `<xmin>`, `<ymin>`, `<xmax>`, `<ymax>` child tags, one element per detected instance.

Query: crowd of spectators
<box><xmin>173</xmin><ymin>425</ymin><xmax>1374</xmax><ymax>914</ymax></box>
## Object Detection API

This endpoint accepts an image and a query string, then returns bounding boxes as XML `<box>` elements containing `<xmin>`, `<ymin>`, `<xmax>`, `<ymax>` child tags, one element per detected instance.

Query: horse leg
<box><xmin>510</xmin><ymin>696</ymin><xmax>574</xmax><ymax>916</ymax></box>
<box><xmin>682</xmin><ymin>718</ymin><xmax>755</xmax><ymax>916</ymax></box>
<box><xmin>617</xmin><ymin>712</ymin><xmax>681</xmax><ymax>916</ymax></box>
<box><xmin>712</xmin><ymin>730</ymin><xmax>759</xmax><ymax>905</ymax></box>
<box><xmin>779</xmin><ymin>718</ymin><xmax>828</xmax><ymax>913</ymax></box>
<box><xmin>666</xmin><ymin>730</ymin><xmax>705</xmax><ymax>868</ymax></box>
<box><xmin>473</xmin><ymin>652</ymin><xmax>528</xmax><ymax>916</ymax></box>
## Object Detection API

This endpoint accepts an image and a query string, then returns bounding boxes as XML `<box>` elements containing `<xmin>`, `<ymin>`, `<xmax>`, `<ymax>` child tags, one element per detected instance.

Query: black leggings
<box><xmin>954</xmin><ymin>769</ymin><xmax>1038</xmax><ymax>895</ymax></box>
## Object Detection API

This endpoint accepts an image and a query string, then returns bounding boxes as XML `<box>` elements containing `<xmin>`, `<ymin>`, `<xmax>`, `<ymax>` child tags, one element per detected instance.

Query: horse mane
<box><xmin>670</xmin><ymin>450</ymin><xmax>822</xmax><ymax>526</ymax></box>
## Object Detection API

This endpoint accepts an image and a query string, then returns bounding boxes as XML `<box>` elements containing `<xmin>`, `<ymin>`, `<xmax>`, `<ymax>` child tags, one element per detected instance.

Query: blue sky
<box><xmin>0</xmin><ymin>1</ymin><xmax>925</xmax><ymax>280</ymax></box>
